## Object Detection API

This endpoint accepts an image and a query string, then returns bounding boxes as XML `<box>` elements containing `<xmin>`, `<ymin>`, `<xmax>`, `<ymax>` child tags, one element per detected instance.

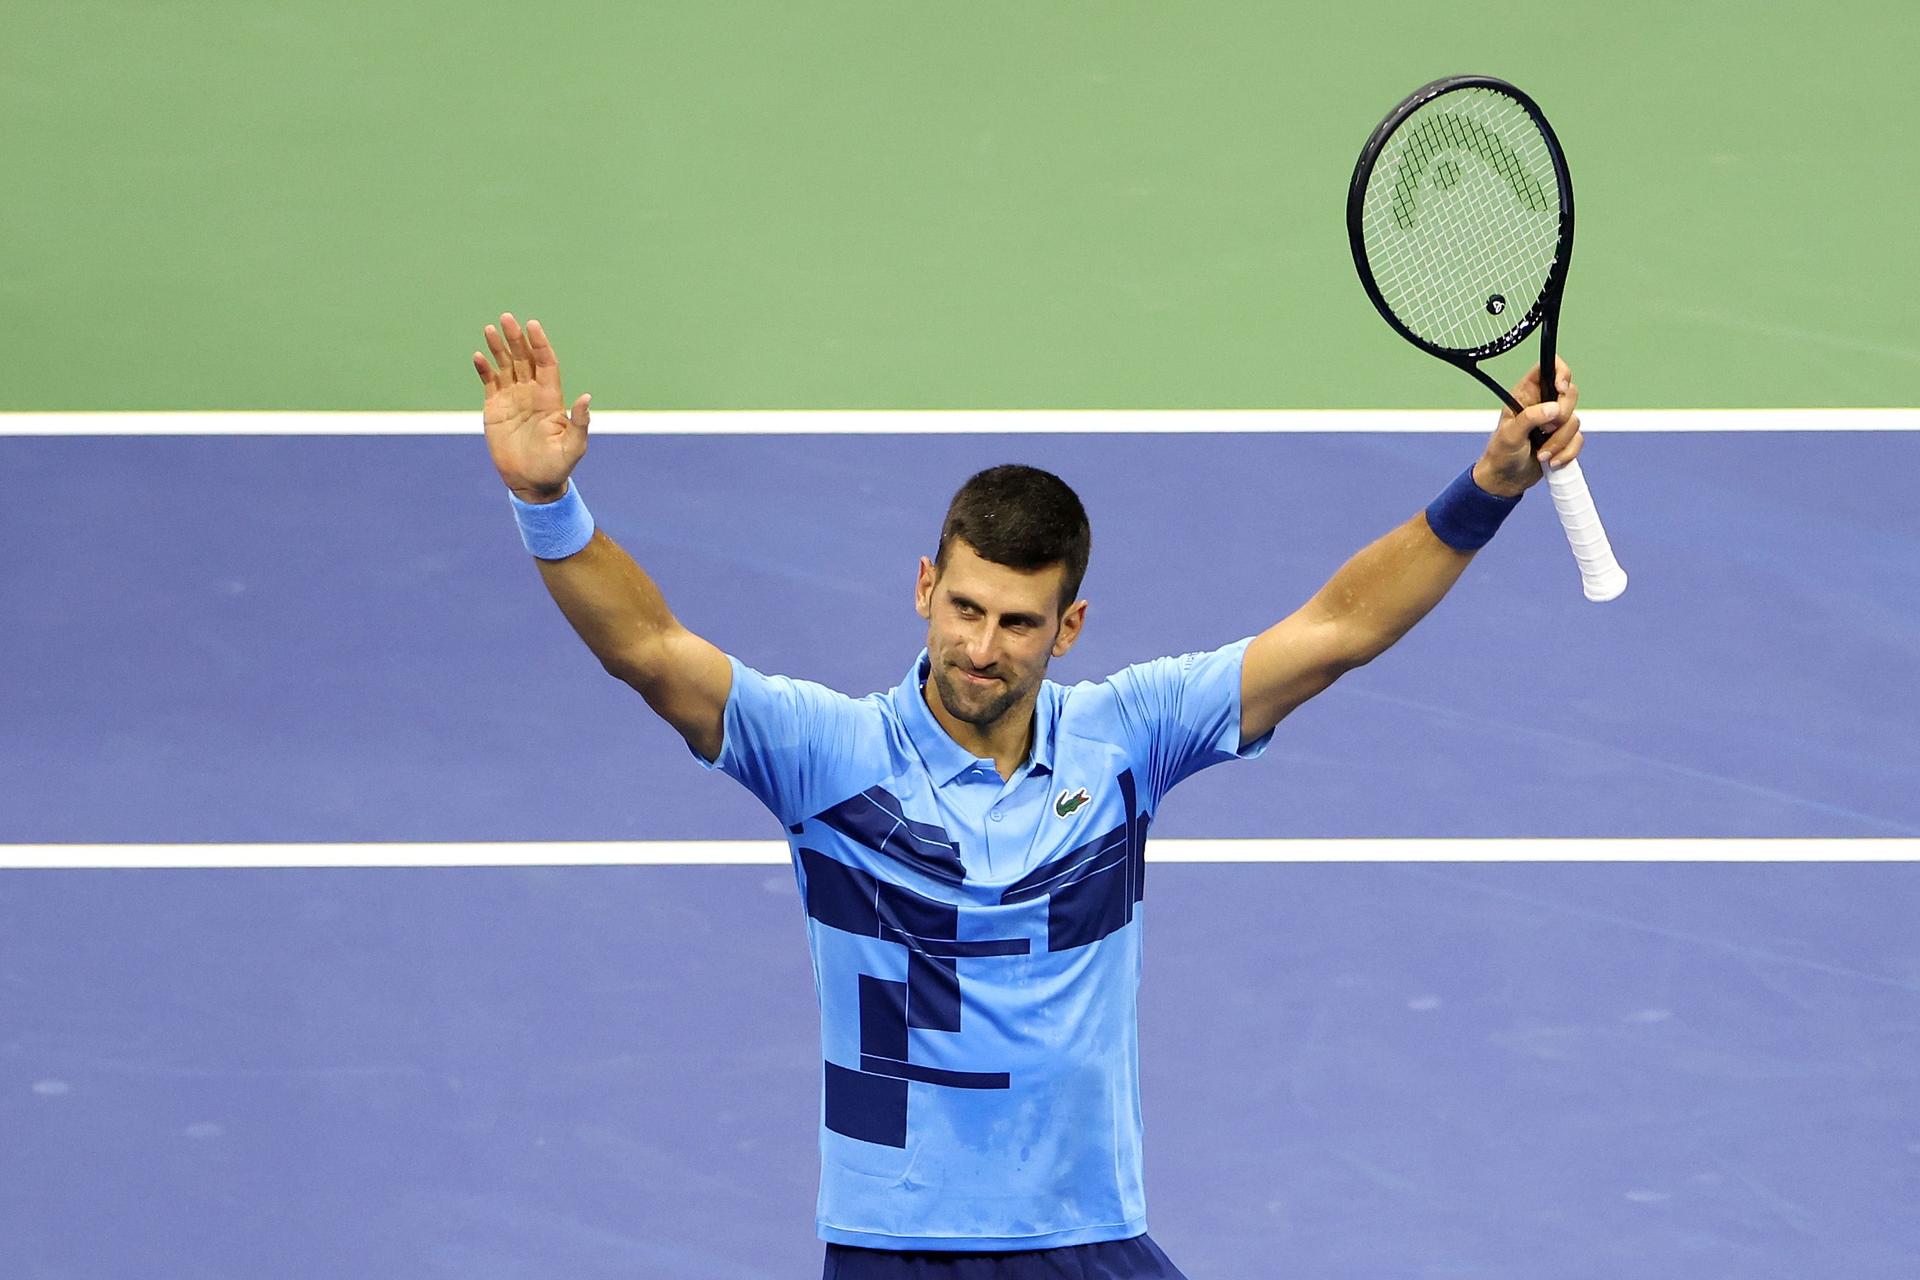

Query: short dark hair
<box><xmin>935</xmin><ymin>465</ymin><xmax>1092</xmax><ymax>613</ymax></box>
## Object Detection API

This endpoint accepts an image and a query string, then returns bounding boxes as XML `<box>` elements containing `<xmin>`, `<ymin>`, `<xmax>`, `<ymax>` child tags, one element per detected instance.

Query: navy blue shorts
<box><xmin>823</xmin><ymin>1234</ymin><xmax>1189</xmax><ymax>1279</ymax></box>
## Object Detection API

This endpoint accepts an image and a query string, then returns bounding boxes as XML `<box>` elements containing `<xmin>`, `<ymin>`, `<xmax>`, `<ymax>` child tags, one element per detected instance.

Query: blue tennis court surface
<box><xmin>7</xmin><ymin>863</ymin><xmax>1917</xmax><ymax>1278</ymax></box>
<box><xmin>4</xmin><ymin>428</ymin><xmax>1918</xmax><ymax>1277</ymax></box>
<box><xmin>4</xmin><ymin>430</ymin><xmax>1916</xmax><ymax>841</ymax></box>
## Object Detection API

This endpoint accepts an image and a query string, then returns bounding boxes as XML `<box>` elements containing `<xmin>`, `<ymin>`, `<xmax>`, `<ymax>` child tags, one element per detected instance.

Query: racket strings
<box><xmin>1361</xmin><ymin>88</ymin><xmax>1562</xmax><ymax>353</ymax></box>
<box><xmin>1386</xmin><ymin>112</ymin><xmax>1552</xmax><ymax>231</ymax></box>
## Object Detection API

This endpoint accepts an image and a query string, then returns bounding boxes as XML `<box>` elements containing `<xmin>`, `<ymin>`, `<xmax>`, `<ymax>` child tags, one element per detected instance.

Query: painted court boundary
<box><xmin>9</xmin><ymin>408</ymin><xmax>1912</xmax><ymax>869</ymax></box>
<box><xmin>2</xmin><ymin>409</ymin><xmax>1916</xmax><ymax>436</ymax></box>
<box><xmin>2</xmin><ymin>839</ymin><xmax>1914</xmax><ymax>869</ymax></box>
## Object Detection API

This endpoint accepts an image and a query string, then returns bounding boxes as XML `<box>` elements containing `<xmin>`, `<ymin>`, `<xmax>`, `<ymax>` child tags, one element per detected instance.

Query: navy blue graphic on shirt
<box><xmin>1000</xmin><ymin>770</ymin><xmax>1149</xmax><ymax>952</ymax></box>
<box><xmin>814</xmin><ymin>785</ymin><xmax>967</xmax><ymax>883</ymax></box>
<box><xmin>800</xmin><ymin>846</ymin><xmax>1025</xmax><ymax>1148</ymax></box>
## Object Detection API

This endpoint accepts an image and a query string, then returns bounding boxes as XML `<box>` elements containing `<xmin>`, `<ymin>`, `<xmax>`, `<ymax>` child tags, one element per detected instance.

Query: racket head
<box><xmin>1347</xmin><ymin>75</ymin><xmax>1574</xmax><ymax>383</ymax></box>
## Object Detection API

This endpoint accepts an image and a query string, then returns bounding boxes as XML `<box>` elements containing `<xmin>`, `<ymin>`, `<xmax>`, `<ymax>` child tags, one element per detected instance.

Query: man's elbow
<box><xmin>1336</xmin><ymin>639</ymin><xmax>1389</xmax><ymax>672</ymax></box>
<box><xmin>1309</xmin><ymin>620</ymin><xmax>1386</xmax><ymax>675</ymax></box>
<box><xmin>597</xmin><ymin>631</ymin><xmax>675</xmax><ymax>693</ymax></box>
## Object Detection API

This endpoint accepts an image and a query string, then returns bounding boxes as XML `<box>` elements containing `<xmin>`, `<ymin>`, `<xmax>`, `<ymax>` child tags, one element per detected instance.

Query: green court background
<box><xmin>7</xmin><ymin>0</ymin><xmax>1915</xmax><ymax>412</ymax></box>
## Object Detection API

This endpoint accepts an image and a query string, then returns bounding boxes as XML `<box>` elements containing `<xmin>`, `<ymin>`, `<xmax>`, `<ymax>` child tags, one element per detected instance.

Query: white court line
<box><xmin>1</xmin><ymin>839</ymin><xmax>1914</xmax><ymax>869</ymax></box>
<box><xmin>1</xmin><ymin>408</ymin><xmax>1916</xmax><ymax>436</ymax></box>
<box><xmin>6</xmin><ymin>409</ymin><xmax>1912</xmax><ymax>869</ymax></box>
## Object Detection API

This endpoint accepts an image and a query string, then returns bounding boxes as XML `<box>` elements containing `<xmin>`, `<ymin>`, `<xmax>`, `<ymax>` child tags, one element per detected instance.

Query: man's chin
<box><xmin>939</xmin><ymin>673</ymin><xmax>1018</xmax><ymax>727</ymax></box>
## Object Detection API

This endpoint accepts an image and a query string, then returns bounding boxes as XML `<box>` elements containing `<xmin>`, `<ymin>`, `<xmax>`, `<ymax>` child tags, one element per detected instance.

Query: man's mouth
<box><xmin>956</xmin><ymin>666</ymin><xmax>1000</xmax><ymax>686</ymax></box>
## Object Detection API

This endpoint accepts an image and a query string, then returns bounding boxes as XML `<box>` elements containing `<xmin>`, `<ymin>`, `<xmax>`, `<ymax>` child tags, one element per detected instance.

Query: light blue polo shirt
<box><xmin>698</xmin><ymin>639</ymin><xmax>1271</xmax><ymax>1251</ymax></box>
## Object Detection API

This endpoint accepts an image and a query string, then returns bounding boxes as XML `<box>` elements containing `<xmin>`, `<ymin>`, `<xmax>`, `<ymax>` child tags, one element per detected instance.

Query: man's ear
<box><xmin>915</xmin><ymin>556</ymin><xmax>936</xmax><ymax>620</ymax></box>
<box><xmin>1052</xmin><ymin>599</ymin><xmax>1088</xmax><ymax>658</ymax></box>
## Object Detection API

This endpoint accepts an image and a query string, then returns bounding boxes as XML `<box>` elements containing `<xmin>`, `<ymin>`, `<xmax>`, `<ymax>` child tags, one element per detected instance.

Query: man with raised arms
<box><xmin>470</xmin><ymin>312</ymin><xmax>1583</xmax><ymax>1279</ymax></box>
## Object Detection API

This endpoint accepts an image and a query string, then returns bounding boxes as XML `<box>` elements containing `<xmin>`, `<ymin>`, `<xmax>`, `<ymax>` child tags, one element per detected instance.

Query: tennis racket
<box><xmin>1348</xmin><ymin>74</ymin><xmax>1627</xmax><ymax>602</ymax></box>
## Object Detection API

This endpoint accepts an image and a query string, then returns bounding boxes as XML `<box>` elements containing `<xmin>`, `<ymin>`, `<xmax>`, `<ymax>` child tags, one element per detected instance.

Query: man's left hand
<box><xmin>1474</xmin><ymin>357</ymin><xmax>1582</xmax><ymax>498</ymax></box>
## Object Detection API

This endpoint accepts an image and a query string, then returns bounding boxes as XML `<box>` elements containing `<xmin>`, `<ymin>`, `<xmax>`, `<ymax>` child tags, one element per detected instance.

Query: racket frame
<box><xmin>1348</xmin><ymin>75</ymin><xmax>1626</xmax><ymax>603</ymax></box>
<box><xmin>1346</xmin><ymin>74</ymin><xmax>1574</xmax><ymax>417</ymax></box>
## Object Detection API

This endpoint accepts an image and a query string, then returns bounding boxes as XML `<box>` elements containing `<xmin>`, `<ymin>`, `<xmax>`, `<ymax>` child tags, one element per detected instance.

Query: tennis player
<box><xmin>472</xmin><ymin>312</ymin><xmax>1582</xmax><ymax>1278</ymax></box>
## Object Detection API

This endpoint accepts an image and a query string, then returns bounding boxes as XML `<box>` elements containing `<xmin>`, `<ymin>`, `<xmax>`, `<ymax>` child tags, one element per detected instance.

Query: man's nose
<box><xmin>963</xmin><ymin>624</ymin><xmax>997</xmax><ymax>669</ymax></box>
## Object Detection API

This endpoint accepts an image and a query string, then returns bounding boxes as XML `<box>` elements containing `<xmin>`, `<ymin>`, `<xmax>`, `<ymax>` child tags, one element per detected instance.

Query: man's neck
<box><xmin>921</xmin><ymin>676</ymin><xmax>1035</xmax><ymax>781</ymax></box>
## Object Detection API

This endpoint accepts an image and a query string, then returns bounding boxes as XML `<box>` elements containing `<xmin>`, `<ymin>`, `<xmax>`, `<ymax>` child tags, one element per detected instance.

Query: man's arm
<box><xmin>1238</xmin><ymin>360</ymin><xmax>1584</xmax><ymax>748</ymax></box>
<box><xmin>530</xmin><ymin>530</ymin><xmax>731</xmax><ymax>762</ymax></box>
<box><xmin>474</xmin><ymin>312</ymin><xmax>730</xmax><ymax>761</ymax></box>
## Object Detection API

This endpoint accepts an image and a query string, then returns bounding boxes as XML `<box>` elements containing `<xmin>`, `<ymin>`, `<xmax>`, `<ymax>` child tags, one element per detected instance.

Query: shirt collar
<box><xmin>898</xmin><ymin>651</ymin><xmax>1056</xmax><ymax>784</ymax></box>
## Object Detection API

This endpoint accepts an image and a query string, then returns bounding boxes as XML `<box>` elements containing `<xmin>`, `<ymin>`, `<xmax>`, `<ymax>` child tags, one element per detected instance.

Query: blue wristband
<box><xmin>509</xmin><ymin>480</ymin><xmax>595</xmax><ymax>560</ymax></box>
<box><xmin>1424</xmin><ymin>467</ymin><xmax>1521</xmax><ymax>551</ymax></box>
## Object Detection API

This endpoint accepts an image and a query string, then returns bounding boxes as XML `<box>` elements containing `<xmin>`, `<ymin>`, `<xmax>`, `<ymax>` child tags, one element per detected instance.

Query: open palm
<box><xmin>472</xmin><ymin>312</ymin><xmax>591</xmax><ymax>501</ymax></box>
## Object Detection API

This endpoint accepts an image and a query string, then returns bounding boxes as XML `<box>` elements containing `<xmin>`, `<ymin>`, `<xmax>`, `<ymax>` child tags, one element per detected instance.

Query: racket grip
<box><xmin>1545</xmin><ymin>458</ymin><xmax>1628</xmax><ymax>602</ymax></box>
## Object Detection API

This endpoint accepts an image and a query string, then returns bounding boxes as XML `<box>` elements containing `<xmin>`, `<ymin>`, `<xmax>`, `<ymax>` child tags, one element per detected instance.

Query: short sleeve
<box><xmin>693</xmin><ymin>655</ymin><xmax>876</xmax><ymax>827</ymax></box>
<box><xmin>1103</xmin><ymin>636</ymin><xmax>1271</xmax><ymax>808</ymax></box>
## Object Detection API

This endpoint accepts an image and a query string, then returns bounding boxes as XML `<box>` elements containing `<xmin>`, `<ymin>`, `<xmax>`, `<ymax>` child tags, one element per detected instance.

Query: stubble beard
<box><xmin>932</xmin><ymin>660</ymin><xmax>1032</xmax><ymax>730</ymax></box>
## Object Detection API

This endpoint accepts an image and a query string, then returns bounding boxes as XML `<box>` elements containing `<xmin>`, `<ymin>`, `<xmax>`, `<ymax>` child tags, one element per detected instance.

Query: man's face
<box><xmin>915</xmin><ymin>539</ymin><xmax>1086</xmax><ymax>731</ymax></box>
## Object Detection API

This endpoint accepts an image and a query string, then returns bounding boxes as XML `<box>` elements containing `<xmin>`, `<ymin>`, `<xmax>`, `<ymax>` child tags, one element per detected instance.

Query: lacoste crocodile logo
<box><xmin>1054</xmin><ymin>787</ymin><xmax>1092</xmax><ymax>819</ymax></box>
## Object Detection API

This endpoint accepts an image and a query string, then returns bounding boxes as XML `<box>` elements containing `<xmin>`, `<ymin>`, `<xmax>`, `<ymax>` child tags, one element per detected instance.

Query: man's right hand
<box><xmin>472</xmin><ymin>312</ymin><xmax>591</xmax><ymax>503</ymax></box>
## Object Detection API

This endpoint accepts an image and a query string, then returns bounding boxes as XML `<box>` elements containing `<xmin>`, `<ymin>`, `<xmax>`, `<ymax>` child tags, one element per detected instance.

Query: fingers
<box><xmin>1536</xmin><ymin>413</ymin><xmax>1582</xmax><ymax>467</ymax></box>
<box><xmin>528</xmin><ymin>318</ymin><xmax>566</xmax><ymax>393</ymax></box>
<box><xmin>1510</xmin><ymin>356</ymin><xmax>1573</xmax><ymax>409</ymax></box>
<box><xmin>477</xmin><ymin>312</ymin><xmax>563</xmax><ymax>390</ymax></box>
<box><xmin>483</xmin><ymin>321</ymin><xmax>514</xmax><ymax>382</ymax></box>
<box><xmin>1516</xmin><ymin>362</ymin><xmax>1543</xmax><ymax>407</ymax></box>
<box><xmin>1482</xmin><ymin>356</ymin><xmax>1583</xmax><ymax>486</ymax></box>
<box><xmin>501</xmin><ymin>313</ymin><xmax>535</xmax><ymax>382</ymax></box>
<box><xmin>479</xmin><ymin>313</ymin><xmax>538</xmax><ymax>382</ymax></box>
<box><xmin>1501</xmin><ymin>364</ymin><xmax>1578</xmax><ymax>435</ymax></box>
<box><xmin>526</xmin><ymin>321</ymin><xmax>554</xmax><ymax>359</ymax></box>
<box><xmin>1536</xmin><ymin>375</ymin><xmax>1582</xmax><ymax>467</ymax></box>
<box><xmin>1500</xmin><ymin>394</ymin><xmax>1564</xmax><ymax>446</ymax></box>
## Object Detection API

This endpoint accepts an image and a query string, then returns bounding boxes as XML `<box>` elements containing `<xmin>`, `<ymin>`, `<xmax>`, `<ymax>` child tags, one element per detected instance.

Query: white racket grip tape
<box><xmin>1545</xmin><ymin>458</ymin><xmax>1628</xmax><ymax>602</ymax></box>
